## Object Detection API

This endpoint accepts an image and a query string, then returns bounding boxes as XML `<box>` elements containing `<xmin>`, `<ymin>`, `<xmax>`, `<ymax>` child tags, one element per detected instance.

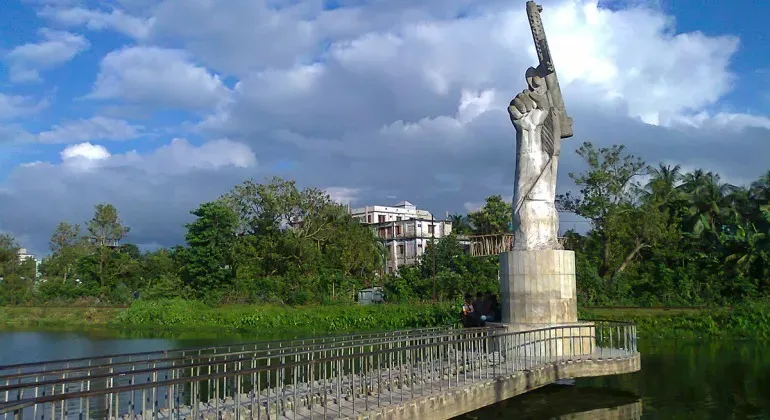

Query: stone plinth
<box><xmin>499</xmin><ymin>249</ymin><xmax>577</xmax><ymax>325</ymax></box>
<box><xmin>494</xmin><ymin>322</ymin><xmax>596</xmax><ymax>357</ymax></box>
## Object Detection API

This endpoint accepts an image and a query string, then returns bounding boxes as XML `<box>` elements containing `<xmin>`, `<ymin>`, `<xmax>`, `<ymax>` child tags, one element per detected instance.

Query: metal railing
<box><xmin>0</xmin><ymin>326</ymin><xmax>463</xmax><ymax>378</ymax></box>
<box><xmin>1</xmin><ymin>322</ymin><xmax>636</xmax><ymax>419</ymax></box>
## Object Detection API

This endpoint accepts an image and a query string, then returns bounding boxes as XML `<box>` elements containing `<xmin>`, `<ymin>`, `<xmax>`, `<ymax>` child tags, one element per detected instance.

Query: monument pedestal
<box><xmin>494</xmin><ymin>249</ymin><xmax>594</xmax><ymax>356</ymax></box>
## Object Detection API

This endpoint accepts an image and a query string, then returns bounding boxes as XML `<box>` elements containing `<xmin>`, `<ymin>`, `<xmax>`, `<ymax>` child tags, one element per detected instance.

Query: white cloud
<box><xmin>670</xmin><ymin>112</ymin><xmax>770</xmax><ymax>130</ymax></box>
<box><xmin>60</xmin><ymin>142</ymin><xmax>111</xmax><ymax>171</ymax></box>
<box><xmin>4</xmin><ymin>28</ymin><xmax>89</xmax><ymax>83</ymax></box>
<box><xmin>200</xmin><ymin>0</ymin><xmax>740</xmax><ymax>142</ymax></box>
<box><xmin>326</xmin><ymin>187</ymin><xmax>361</xmax><ymax>205</ymax></box>
<box><xmin>90</xmin><ymin>46</ymin><xmax>231</xmax><ymax>111</ymax></box>
<box><xmin>0</xmin><ymin>94</ymin><xmax>48</xmax><ymax>120</ymax></box>
<box><xmin>139</xmin><ymin>138</ymin><xmax>256</xmax><ymax>175</ymax></box>
<box><xmin>38</xmin><ymin>6</ymin><xmax>155</xmax><ymax>40</ymax></box>
<box><xmin>2</xmin><ymin>0</ymin><xmax>769</xmax><ymax>255</ymax></box>
<box><xmin>0</xmin><ymin>138</ymin><xmax>258</xmax><ymax>254</ymax></box>
<box><xmin>37</xmin><ymin>116</ymin><xmax>143</xmax><ymax>143</ymax></box>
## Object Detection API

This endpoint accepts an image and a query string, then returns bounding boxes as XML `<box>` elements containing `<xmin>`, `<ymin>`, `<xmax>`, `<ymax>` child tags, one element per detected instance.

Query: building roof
<box><xmin>394</xmin><ymin>200</ymin><xmax>414</xmax><ymax>207</ymax></box>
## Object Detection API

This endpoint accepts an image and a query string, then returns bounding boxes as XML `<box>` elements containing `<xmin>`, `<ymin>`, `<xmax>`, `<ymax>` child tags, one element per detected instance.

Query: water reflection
<box><xmin>454</xmin><ymin>386</ymin><xmax>642</xmax><ymax>419</ymax></box>
<box><xmin>0</xmin><ymin>329</ymin><xmax>310</xmax><ymax>366</ymax></box>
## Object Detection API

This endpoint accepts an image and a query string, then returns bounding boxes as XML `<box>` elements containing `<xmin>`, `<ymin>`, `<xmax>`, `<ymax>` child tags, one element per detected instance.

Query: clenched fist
<box><xmin>508</xmin><ymin>89</ymin><xmax>549</xmax><ymax>131</ymax></box>
<box><xmin>508</xmin><ymin>67</ymin><xmax>550</xmax><ymax>131</ymax></box>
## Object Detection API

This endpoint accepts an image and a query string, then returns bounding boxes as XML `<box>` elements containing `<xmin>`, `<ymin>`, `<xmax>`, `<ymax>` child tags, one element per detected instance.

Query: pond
<box><xmin>458</xmin><ymin>338</ymin><xmax>770</xmax><ymax>419</ymax></box>
<box><xmin>1</xmin><ymin>330</ymin><xmax>769</xmax><ymax>418</ymax></box>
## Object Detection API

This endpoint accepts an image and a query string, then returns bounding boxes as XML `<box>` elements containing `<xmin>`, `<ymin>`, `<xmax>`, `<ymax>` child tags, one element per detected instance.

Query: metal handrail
<box><xmin>1</xmin><ymin>322</ymin><xmax>637</xmax><ymax>419</ymax></box>
<box><xmin>0</xmin><ymin>326</ymin><xmax>456</xmax><ymax>372</ymax></box>
<box><xmin>0</xmin><ymin>328</ymin><xmax>496</xmax><ymax>392</ymax></box>
<box><xmin>0</xmin><ymin>326</ymin><xmax>478</xmax><ymax>376</ymax></box>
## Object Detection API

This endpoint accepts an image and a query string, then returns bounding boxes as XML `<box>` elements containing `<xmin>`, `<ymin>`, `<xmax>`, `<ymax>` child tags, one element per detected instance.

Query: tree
<box><xmin>467</xmin><ymin>195</ymin><xmax>512</xmax><ymax>235</ymax></box>
<box><xmin>180</xmin><ymin>200</ymin><xmax>238</xmax><ymax>298</ymax></box>
<box><xmin>43</xmin><ymin>222</ymin><xmax>87</xmax><ymax>283</ymax></box>
<box><xmin>87</xmin><ymin>204</ymin><xmax>130</xmax><ymax>294</ymax></box>
<box><xmin>556</xmin><ymin>142</ymin><xmax>663</xmax><ymax>279</ymax></box>
<box><xmin>448</xmin><ymin>214</ymin><xmax>472</xmax><ymax>235</ymax></box>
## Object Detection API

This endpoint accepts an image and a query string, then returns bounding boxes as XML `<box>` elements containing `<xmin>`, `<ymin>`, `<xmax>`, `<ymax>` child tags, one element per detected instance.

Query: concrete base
<box><xmin>489</xmin><ymin>321</ymin><xmax>596</xmax><ymax>357</ymax></box>
<box><xmin>499</xmin><ymin>249</ymin><xmax>578</xmax><ymax>325</ymax></box>
<box><xmin>357</xmin><ymin>353</ymin><xmax>642</xmax><ymax>420</ymax></box>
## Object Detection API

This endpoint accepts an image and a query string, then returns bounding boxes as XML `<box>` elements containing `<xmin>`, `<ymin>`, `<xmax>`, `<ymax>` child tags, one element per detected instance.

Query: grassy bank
<box><xmin>580</xmin><ymin>302</ymin><xmax>770</xmax><ymax>339</ymax></box>
<box><xmin>0</xmin><ymin>300</ymin><xmax>460</xmax><ymax>334</ymax></box>
<box><xmin>2</xmin><ymin>300</ymin><xmax>769</xmax><ymax>338</ymax></box>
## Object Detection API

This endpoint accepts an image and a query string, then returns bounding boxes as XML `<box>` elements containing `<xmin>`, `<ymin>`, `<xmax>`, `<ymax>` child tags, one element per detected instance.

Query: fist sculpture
<box><xmin>508</xmin><ymin>67</ymin><xmax>550</xmax><ymax>131</ymax></box>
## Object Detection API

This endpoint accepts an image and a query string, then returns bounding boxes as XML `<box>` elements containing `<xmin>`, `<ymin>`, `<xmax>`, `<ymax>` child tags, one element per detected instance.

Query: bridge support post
<box><xmin>497</xmin><ymin>249</ymin><xmax>594</xmax><ymax>357</ymax></box>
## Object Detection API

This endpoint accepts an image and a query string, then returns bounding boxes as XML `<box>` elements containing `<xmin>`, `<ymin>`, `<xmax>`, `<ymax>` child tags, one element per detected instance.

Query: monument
<box><xmin>500</xmin><ymin>1</ymin><xmax>578</xmax><ymax>328</ymax></box>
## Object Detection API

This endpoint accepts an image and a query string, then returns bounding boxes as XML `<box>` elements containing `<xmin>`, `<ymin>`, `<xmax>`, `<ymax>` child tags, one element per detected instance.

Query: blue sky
<box><xmin>1</xmin><ymin>0</ymin><xmax>770</xmax><ymax>255</ymax></box>
<box><xmin>662</xmin><ymin>0</ymin><xmax>770</xmax><ymax>114</ymax></box>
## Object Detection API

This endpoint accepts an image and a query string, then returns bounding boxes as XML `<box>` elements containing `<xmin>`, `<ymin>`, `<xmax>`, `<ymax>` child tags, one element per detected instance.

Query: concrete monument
<box><xmin>500</xmin><ymin>1</ymin><xmax>578</xmax><ymax>327</ymax></box>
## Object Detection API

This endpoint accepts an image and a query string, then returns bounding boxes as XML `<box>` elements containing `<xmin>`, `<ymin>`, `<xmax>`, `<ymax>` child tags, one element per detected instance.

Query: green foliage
<box><xmin>179</xmin><ymin>200</ymin><xmax>238</xmax><ymax>297</ymax></box>
<box><xmin>580</xmin><ymin>302</ymin><xmax>770</xmax><ymax>339</ymax></box>
<box><xmin>562</xmin><ymin>142</ymin><xmax>770</xmax><ymax>306</ymax></box>
<box><xmin>113</xmin><ymin>300</ymin><xmax>459</xmax><ymax>333</ymax></box>
<box><xmin>6</xmin><ymin>154</ymin><xmax>770</xmax><ymax>323</ymax></box>
<box><xmin>467</xmin><ymin>195</ymin><xmax>512</xmax><ymax>234</ymax></box>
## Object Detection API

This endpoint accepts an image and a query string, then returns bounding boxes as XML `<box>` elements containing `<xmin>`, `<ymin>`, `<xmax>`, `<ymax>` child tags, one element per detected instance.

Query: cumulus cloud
<box><xmin>0</xmin><ymin>138</ymin><xmax>258</xmax><ymax>254</ymax></box>
<box><xmin>37</xmin><ymin>116</ymin><xmax>144</xmax><ymax>143</ymax></box>
<box><xmin>2</xmin><ymin>0</ymin><xmax>769</xmax><ymax>255</ymax></box>
<box><xmin>4</xmin><ymin>28</ymin><xmax>89</xmax><ymax>83</ymax></box>
<box><xmin>200</xmin><ymin>0</ymin><xmax>740</xmax><ymax>141</ymax></box>
<box><xmin>38</xmin><ymin>5</ymin><xmax>155</xmax><ymax>40</ymax></box>
<box><xmin>0</xmin><ymin>94</ymin><xmax>49</xmax><ymax>120</ymax></box>
<box><xmin>89</xmin><ymin>46</ymin><xmax>232</xmax><ymax>111</ymax></box>
<box><xmin>326</xmin><ymin>187</ymin><xmax>362</xmax><ymax>205</ymax></box>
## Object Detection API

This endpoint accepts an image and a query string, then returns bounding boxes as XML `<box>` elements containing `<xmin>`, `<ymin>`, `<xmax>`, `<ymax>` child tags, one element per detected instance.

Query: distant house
<box><xmin>350</xmin><ymin>201</ymin><xmax>452</xmax><ymax>274</ymax></box>
<box><xmin>17</xmin><ymin>248</ymin><xmax>34</xmax><ymax>263</ymax></box>
<box><xmin>357</xmin><ymin>287</ymin><xmax>385</xmax><ymax>305</ymax></box>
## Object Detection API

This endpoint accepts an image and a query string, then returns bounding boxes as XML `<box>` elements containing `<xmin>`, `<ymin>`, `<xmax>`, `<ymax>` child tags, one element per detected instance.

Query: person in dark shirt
<box><xmin>485</xmin><ymin>293</ymin><xmax>501</xmax><ymax>322</ymax></box>
<box><xmin>461</xmin><ymin>293</ymin><xmax>477</xmax><ymax>327</ymax></box>
<box><xmin>472</xmin><ymin>292</ymin><xmax>488</xmax><ymax>326</ymax></box>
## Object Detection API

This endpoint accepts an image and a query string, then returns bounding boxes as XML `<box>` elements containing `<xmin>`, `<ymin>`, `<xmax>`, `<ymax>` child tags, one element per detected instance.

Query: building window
<box><xmin>378</xmin><ymin>215</ymin><xmax>386</xmax><ymax>223</ymax></box>
<box><xmin>395</xmin><ymin>225</ymin><xmax>402</xmax><ymax>235</ymax></box>
<box><xmin>379</xmin><ymin>227</ymin><xmax>387</xmax><ymax>238</ymax></box>
<box><xmin>428</xmin><ymin>224</ymin><xmax>435</xmax><ymax>235</ymax></box>
<box><xmin>367</xmin><ymin>215</ymin><xmax>372</xmax><ymax>223</ymax></box>
<box><xmin>397</xmin><ymin>216</ymin><xmax>402</xmax><ymax>221</ymax></box>
<box><xmin>398</xmin><ymin>245</ymin><xmax>404</xmax><ymax>255</ymax></box>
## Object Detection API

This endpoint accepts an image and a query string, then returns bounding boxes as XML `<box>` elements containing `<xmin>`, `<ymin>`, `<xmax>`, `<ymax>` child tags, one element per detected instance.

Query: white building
<box><xmin>16</xmin><ymin>248</ymin><xmax>41</xmax><ymax>280</ymax></box>
<box><xmin>17</xmin><ymin>248</ymin><xmax>34</xmax><ymax>263</ymax></box>
<box><xmin>350</xmin><ymin>201</ymin><xmax>452</xmax><ymax>274</ymax></box>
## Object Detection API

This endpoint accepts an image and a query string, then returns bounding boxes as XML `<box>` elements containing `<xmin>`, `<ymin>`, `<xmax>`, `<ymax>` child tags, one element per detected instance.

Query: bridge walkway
<box><xmin>0</xmin><ymin>322</ymin><xmax>638</xmax><ymax>420</ymax></box>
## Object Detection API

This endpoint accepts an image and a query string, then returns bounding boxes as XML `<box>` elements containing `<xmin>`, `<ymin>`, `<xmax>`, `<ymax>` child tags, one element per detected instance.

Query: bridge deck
<box><xmin>1</xmin><ymin>322</ymin><xmax>638</xmax><ymax>420</ymax></box>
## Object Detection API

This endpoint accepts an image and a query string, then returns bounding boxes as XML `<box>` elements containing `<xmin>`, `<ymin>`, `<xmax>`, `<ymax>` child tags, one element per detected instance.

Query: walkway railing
<box><xmin>0</xmin><ymin>322</ymin><xmax>637</xmax><ymax>420</ymax></box>
<box><xmin>0</xmin><ymin>326</ymin><xmax>459</xmax><ymax>377</ymax></box>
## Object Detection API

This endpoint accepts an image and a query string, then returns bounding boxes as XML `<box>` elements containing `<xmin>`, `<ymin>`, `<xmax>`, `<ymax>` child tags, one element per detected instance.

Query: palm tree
<box><xmin>448</xmin><ymin>213</ymin><xmax>473</xmax><ymax>235</ymax></box>
<box><xmin>645</xmin><ymin>164</ymin><xmax>682</xmax><ymax>199</ymax></box>
<box><xmin>678</xmin><ymin>170</ymin><xmax>737</xmax><ymax>236</ymax></box>
<box><xmin>749</xmin><ymin>170</ymin><xmax>770</xmax><ymax>203</ymax></box>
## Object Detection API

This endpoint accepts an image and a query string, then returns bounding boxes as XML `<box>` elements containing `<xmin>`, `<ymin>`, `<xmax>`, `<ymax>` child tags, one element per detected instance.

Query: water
<box><xmin>1</xmin><ymin>330</ymin><xmax>769</xmax><ymax>418</ymax></box>
<box><xmin>0</xmin><ymin>329</ymin><xmax>281</xmax><ymax>366</ymax></box>
<box><xmin>459</xmin><ymin>338</ymin><xmax>770</xmax><ymax>419</ymax></box>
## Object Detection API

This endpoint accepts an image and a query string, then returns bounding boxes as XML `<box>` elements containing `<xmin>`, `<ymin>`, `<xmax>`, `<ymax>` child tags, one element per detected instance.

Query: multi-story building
<box><xmin>349</xmin><ymin>201</ymin><xmax>452</xmax><ymax>274</ymax></box>
<box><xmin>17</xmin><ymin>248</ymin><xmax>34</xmax><ymax>263</ymax></box>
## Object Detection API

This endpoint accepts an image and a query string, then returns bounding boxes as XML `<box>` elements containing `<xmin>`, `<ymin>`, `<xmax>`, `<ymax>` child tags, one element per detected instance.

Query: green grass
<box><xmin>0</xmin><ymin>300</ymin><xmax>462</xmax><ymax>335</ymax></box>
<box><xmin>3</xmin><ymin>300</ymin><xmax>770</xmax><ymax>339</ymax></box>
<box><xmin>580</xmin><ymin>301</ymin><xmax>770</xmax><ymax>339</ymax></box>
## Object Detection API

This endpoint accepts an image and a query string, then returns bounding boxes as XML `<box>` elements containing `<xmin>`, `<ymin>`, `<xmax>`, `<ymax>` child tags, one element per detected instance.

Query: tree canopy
<box><xmin>2</xmin><ymin>150</ymin><xmax>769</xmax><ymax>308</ymax></box>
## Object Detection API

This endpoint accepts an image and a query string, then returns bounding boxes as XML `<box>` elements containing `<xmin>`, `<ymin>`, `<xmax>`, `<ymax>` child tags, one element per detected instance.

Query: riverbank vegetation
<box><xmin>1</xmin><ymin>302</ymin><xmax>769</xmax><ymax>339</ymax></box>
<box><xmin>0</xmin><ymin>142</ymin><xmax>769</xmax><ymax>335</ymax></box>
<box><xmin>0</xmin><ymin>300</ymin><xmax>459</xmax><ymax>334</ymax></box>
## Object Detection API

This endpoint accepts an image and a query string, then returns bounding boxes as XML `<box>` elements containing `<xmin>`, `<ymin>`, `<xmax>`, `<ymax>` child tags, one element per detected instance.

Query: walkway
<box><xmin>0</xmin><ymin>322</ymin><xmax>639</xmax><ymax>420</ymax></box>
